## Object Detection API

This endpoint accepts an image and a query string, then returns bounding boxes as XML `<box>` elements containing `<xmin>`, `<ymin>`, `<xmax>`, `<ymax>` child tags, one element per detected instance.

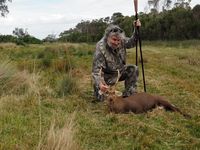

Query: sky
<box><xmin>0</xmin><ymin>0</ymin><xmax>199</xmax><ymax>39</ymax></box>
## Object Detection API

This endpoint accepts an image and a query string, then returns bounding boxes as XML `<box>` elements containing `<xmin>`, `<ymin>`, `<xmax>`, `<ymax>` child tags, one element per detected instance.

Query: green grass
<box><xmin>0</xmin><ymin>41</ymin><xmax>200</xmax><ymax>150</ymax></box>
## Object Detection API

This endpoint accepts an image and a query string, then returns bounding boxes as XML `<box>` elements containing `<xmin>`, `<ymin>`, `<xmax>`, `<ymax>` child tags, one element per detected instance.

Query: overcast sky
<box><xmin>0</xmin><ymin>0</ymin><xmax>199</xmax><ymax>39</ymax></box>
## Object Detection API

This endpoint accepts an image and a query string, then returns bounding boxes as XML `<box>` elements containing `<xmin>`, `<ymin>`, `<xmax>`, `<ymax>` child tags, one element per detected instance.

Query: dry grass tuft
<box><xmin>0</xmin><ymin>59</ymin><xmax>20</xmax><ymax>95</ymax></box>
<box><xmin>52</xmin><ymin>58</ymin><xmax>75</xmax><ymax>73</ymax></box>
<box><xmin>0</xmin><ymin>59</ymin><xmax>51</xmax><ymax>96</ymax></box>
<box><xmin>39</xmin><ymin>112</ymin><xmax>80</xmax><ymax>150</ymax></box>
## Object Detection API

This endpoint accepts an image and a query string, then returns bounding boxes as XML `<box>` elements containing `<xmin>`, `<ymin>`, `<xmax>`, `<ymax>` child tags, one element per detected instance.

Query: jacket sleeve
<box><xmin>92</xmin><ymin>44</ymin><xmax>106</xmax><ymax>88</ymax></box>
<box><xmin>124</xmin><ymin>31</ymin><xmax>137</xmax><ymax>49</ymax></box>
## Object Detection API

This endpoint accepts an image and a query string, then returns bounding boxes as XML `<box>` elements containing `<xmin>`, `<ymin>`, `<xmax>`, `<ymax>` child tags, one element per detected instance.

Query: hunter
<box><xmin>92</xmin><ymin>20</ymin><xmax>141</xmax><ymax>101</ymax></box>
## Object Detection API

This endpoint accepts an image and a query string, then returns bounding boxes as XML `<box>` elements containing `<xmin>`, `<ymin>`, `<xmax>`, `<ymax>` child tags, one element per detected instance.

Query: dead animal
<box><xmin>107</xmin><ymin>92</ymin><xmax>191</xmax><ymax>118</ymax></box>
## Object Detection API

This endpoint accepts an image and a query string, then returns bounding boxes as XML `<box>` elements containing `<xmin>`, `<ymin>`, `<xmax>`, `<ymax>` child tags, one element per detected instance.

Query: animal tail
<box><xmin>157</xmin><ymin>97</ymin><xmax>191</xmax><ymax>119</ymax></box>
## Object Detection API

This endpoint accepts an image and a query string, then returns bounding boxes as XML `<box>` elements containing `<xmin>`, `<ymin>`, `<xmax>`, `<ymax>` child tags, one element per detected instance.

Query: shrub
<box><xmin>41</xmin><ymin>57</ymin><xmax>52</xmax><ymax>68</ymax></box>
<box><xmin>56</xmin><ymin>74</ymin><xmax>79</xmax><ymax>97</ymax></box>
<box><xmin>15</xmin><ymin>38</ymin><xmax>26</xmax><ymax>46</ymax></box>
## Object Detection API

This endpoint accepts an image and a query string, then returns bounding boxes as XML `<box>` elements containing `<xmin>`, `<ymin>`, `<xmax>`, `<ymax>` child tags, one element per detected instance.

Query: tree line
<box><xmin>0</xmin><ymin>28</ymin><xmax>42</xmax><ymax>45</ymax></box>
<box><xmin>58</xmin><ymin>5</ymin><xmax>200</xmax><ymax>42</ymax></box>
<box><xmin>0</xmin><ymin>2</ymin><xmax>200</xmax><ymax>44</ymax></box>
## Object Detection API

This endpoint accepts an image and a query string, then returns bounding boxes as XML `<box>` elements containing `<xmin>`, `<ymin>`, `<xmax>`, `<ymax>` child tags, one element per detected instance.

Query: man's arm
<box><xmin>124</xmin><ymin>19</ymin><xmax>141</xmax><ymax>49</ymax></box>
<box><xmin>124</xmin><ymin>33</ymin><xmax>137</xmax><ymax>49</ymax></box>
<box><xmin>92</xmin><ymin>45</ymin><xmax>107</xmax><ymax>90</ymax></box>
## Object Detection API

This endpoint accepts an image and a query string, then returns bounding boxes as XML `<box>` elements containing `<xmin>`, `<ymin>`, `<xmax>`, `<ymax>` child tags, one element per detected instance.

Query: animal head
<box><xmin>106</xmin><ymin>91</ymin><xmax>117</xmax><ymax>112</ymax></box>
<box><xmin>99</xmin><ymin>67</ymin><xmax>121</xmax><ymax>108</ymax></box>
<box><xmin>99</xmin><ymin>67</ymin><xmax>120</xmax><ymax>95</ymax></box>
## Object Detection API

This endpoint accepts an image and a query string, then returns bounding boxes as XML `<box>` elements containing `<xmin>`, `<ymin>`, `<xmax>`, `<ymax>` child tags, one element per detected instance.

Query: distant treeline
<box><xmin>0</xmin><ymin>28</ymin><xmax>57</xmax><ymax>45</ymax></box>
<box><xmin>1</xmin><ymin>5</ymin><xmax>200</xmax><ymax>44</ymax></box>
<box><xmin>59</xmin><ymin>5</ymin><xmax>200</xmax><ymax>42</ymax></box>
<box><xmin>0</xmin><ymin>34</ymin><xmax>42</xmax><ymax>45</ymax></box>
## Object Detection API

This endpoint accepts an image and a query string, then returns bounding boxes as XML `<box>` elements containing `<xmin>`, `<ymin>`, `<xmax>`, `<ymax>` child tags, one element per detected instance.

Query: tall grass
<box><xmin>39</xmin><ymin>112</ymin><xmax>80</xmax><ymax>150</ymax></box>
<box><xmin>0</xmin><ymin>58</ymin><xmax>49</xmax><ymax>96</ymax></box>
<box><xmin>0</xmin><ymin>59</ymin><xmax>28</xmax><ymax>95</ymax></box>
<box><xmin>1</xmin><ymin>41</ymin><xmax>200</xmax><ymax>149</ymax></box>
<box><xmin>56</xmin><ymin>74</ymin><xmax>79</xmax><ymax>97</ymax></box>
<box><xmin>144</xmin><ymin>40</ymin><xmax>200</xmax><ymax>49</ymax></box>
<box><xmin>52</xmin><ymin>57</ymin><xmax>75</xmax><ymax>73</ymax></box>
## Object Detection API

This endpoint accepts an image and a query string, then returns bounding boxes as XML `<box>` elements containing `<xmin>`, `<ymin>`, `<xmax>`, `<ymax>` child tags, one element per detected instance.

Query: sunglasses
<box><xmin>109</xmin><ymin>27</ymin><xmax>123</xmax><ymax>33</ymax></box>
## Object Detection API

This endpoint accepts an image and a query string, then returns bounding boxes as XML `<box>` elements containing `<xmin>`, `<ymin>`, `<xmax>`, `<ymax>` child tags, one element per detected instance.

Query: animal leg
<box><xmin>157</xmin><ymin>98</ymin><xmax>191</xmax><ymax>118</ymax></box>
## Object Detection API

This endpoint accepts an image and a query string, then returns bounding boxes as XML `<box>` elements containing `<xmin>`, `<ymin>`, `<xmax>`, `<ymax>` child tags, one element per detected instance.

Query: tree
<box><xmin>148</xmin><ymin>0</ymin><xmax>191</xmax><ymax>12</ymax></box>
<box><xmin>192</xmin><ymin>4</ymin><xmax>200</xmax><ymax>19</ymax></box>
<box><xmin>43</xmin><ymin>34</ymin><xmax>57</xmax><ymax>42</ymax></box>
<box><xmin>192</xmin><ymin>5</ymin><xmax>200</xmax><ymax>38</ymax></box>
<box><xmin>174</xmin><ymin>0</ymin><xmax>191</xmax><ymax>8</ymax></box>
<box><xmin>111</xmin><ymin>12</ymin><xmax>124</xmax><ymax>24</ymax></box>
<box><xmin>12</xmin><ymin>27</ymin><xmax>42</xmax><ymax>44</ymax></box>
<box><xmin>59</xmin><ymin>18</ymin><xmax>107</xmax><ymax>43</ymax></box>
<box><xmin>0</xmin><ymin>0</ymin><xmax>12</xmax><ymax>17</ymax></box>
<box><xmin>59</xmin><ymin>6</ymin><xmax>200</xmax><ymax>42</ymax></box>
<box><xmin>148</xmin><ymin>0</ymin><xmax>172</xmax><ymax>12</ymax></box>
<box><xmin>0</xmin><ymin>34</ymin><xmax>17</xmax><ymax>43</ymax></box>
<box><xmin>13</xmin><ymin>28</ymin><xmax>29</xmax><ymax>38</ymax></box>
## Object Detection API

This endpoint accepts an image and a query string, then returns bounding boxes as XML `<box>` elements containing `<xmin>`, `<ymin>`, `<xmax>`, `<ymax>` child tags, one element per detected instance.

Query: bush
<box><xmin>0</xmin><ymin>35</ymin><xmax>17</xmax><ymax>43</ymax></box>
<box><xmin>16</xmin><ymin>38</ymin><xmax>26</xmax><ymax>46</ymax></box>
<box><xmin>22</xmin><ymin>35</ymin><xmax>42</xmax><ymax>44</ymax></box>
<box><xmin>41</xmin><ymin>57</ymin><xmax>52</xmax><ymax>68</ymax></box>
<box><xmin>56</xmin><ymin>74</ymin><xmax>79</xmax><ymax>97</ymax></box>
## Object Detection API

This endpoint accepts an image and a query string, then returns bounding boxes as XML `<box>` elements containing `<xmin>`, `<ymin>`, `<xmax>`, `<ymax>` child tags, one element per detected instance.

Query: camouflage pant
<box><xmin>94</xmin><ymin>65</ymin><xmax>139</xmax><ymax>101</ymax></box>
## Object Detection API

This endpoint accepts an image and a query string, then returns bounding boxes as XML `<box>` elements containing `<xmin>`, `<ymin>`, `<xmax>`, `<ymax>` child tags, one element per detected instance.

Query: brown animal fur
<box><xmin>107</xmin><ymin>92</ymin><xmax>190</xmax><ymax>118</ymax></box>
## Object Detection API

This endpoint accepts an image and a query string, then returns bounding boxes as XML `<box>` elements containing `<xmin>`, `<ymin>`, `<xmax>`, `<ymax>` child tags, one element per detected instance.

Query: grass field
<box><xmin>0</xmin><ymin>40</ymin><xmax>200</xmax><ymax>150</ymax></box>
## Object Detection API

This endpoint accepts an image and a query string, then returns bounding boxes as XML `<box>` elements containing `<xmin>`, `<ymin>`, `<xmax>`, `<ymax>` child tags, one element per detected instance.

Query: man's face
<box><xmin>107</xmin><ymin>35</ymin><xmax>122</xmax><ymax>49</ymax></box>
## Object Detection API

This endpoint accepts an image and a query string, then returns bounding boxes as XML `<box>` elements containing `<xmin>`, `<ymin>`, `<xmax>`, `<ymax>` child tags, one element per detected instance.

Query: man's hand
<box><xmin>134</xmin><ymin>19</ymin><xmax>141</xmax><ymax>27</ymax></box>
<box><xmin>99</xmin><ymin>82</ymin><xmax>109</xmax><ymax>93</ymax></box>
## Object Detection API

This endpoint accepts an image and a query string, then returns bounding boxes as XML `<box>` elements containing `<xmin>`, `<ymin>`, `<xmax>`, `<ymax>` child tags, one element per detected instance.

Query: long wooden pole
<box><xmin>133</xmin><ymin>0</ymin><xmax>147</xmax><ymax>92</ymax></box>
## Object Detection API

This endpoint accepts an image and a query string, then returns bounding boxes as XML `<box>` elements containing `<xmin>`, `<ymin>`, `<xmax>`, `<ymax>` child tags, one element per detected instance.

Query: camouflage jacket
<box><xmin>92</xmin><ymin>34</ymin><xmax>136</xmax><ymax>87</ymax></box>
